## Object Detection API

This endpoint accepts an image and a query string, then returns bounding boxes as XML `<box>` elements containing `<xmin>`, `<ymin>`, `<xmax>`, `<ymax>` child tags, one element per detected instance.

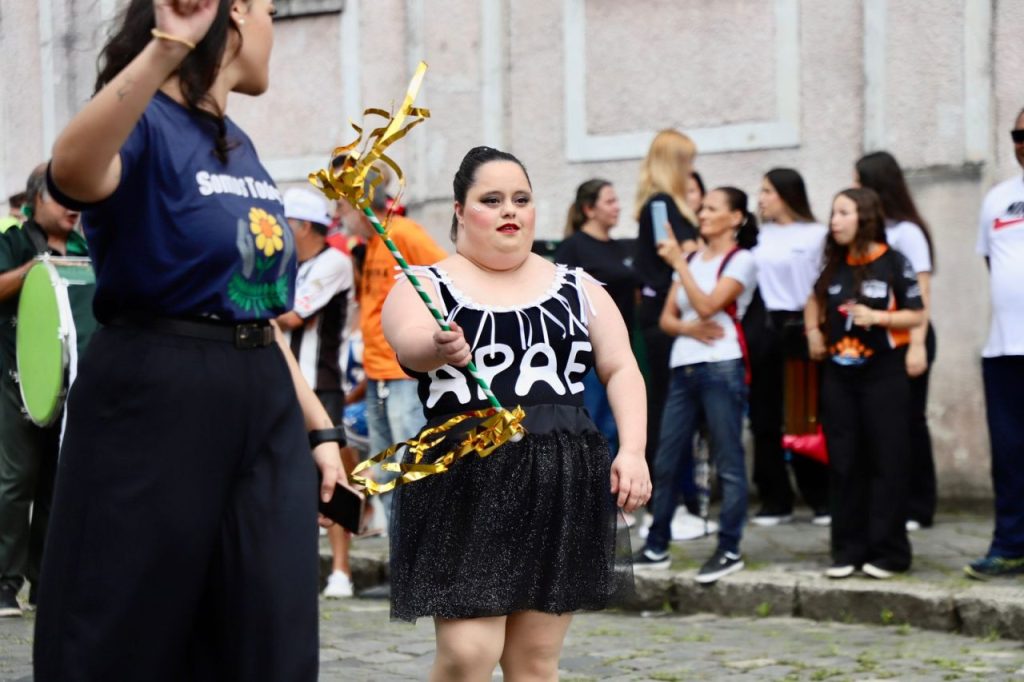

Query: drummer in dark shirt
<box><xmin>0</xmin><ymin>163</ymin><xmax>88</xmax><ymax>617</ymax></box>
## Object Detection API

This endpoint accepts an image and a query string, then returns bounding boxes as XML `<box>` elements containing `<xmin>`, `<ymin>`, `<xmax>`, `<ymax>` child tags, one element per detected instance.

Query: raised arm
<box><xmin>49</xmin><ymin>1</ymin><xmax>218</xmax><ymax>202</ymax></box>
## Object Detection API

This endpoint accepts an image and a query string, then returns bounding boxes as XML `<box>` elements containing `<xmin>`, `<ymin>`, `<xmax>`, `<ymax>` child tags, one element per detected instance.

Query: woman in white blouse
<box><xmin>749</xmin><ymin>168</ymin><xmax>830</xmax><ymax>527</ymax></box>
<box><xmin>856</xmin><ymin>151</ymin><xmax>937</xmax><ymax>531</ymax></box>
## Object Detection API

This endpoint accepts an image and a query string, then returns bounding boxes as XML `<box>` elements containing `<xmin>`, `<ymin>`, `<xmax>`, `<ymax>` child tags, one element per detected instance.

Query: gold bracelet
<box><xmin>151</xmin><ymin>28</ymin><xmax>197</xmax><ymax>51</ymax></box>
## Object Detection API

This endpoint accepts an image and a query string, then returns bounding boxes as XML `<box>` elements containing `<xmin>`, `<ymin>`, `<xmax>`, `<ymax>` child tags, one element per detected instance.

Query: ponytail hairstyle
<box><xmin>95</xmin><ymin>0</ymin><xmax>246</xmax><ymax>164</ymax></box>
<box><xmin>813</xmin><ymin>187</ymin><xmax>888</xmax><ymax>311</ymax></box>
<box><xmin>855</xmin><ymin>151</ymin><xmax>935</xmax><ymax>269</ymax></box>
<box><xmin>450</xmin><ymin>146</ymin><xmax>531</xmax><ymax>243</ymax></box>
<box><xmin>715</xmin><ymin>186</ymin><xmax>759</xmax><ymax>249</ymax></box>
<box><xmin>564</xmin><ymin>178</ymin><xmax>611</xmax><ymax>237</ymax></box>
<box><xmin>764</xmin><ymin>167</ymin><xmax>816</xmax><ymax>223</ymax></box>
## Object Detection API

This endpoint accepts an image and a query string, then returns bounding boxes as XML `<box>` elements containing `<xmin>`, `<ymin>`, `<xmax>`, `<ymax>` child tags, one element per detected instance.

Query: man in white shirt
<box><xmin>967</xmin><ymin>109</ymin><xmax>1024</xmax><ymax>580</ymax></box>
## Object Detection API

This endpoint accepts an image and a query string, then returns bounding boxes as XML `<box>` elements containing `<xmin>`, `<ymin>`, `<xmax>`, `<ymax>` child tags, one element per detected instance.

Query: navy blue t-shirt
<box><xmin>48</xmin><ymin>92</ymin><xmax>295</xmax><ymax>322</ymax></box>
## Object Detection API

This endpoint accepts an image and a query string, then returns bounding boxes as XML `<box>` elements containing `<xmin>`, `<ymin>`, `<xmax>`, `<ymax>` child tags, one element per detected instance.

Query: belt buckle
<box><xmin>235</xmin><ymin>323</ymin><xmax>262</xmax><ymax>349</ymax></box>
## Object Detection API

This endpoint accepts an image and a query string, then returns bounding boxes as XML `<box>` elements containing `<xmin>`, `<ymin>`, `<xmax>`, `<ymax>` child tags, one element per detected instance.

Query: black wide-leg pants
<box><xmin>34</xmin><ymin>326</ymin><xmax>320</xmax><ymax>681</ymax></box>
<box><xmin>749</xmin><ymin>312</ymin><xmax>829</xmax><ymax>514</ymax></box>
<box><xmin>822</xmin><ymin>350</ymin><xmax>912</xmax><ymax>572</ymax></box>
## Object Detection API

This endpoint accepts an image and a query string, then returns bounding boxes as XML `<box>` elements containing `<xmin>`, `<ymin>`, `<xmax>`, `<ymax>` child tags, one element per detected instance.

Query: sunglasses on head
<box><xmin>1012</xmin><ymin>129</ymin><xmax>1024</xmax><ymax>144</ymax></box>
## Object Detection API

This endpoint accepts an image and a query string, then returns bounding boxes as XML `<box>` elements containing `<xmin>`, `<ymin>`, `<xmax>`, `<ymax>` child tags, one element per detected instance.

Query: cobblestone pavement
<box><xmin>3</xmin><ymin>601</ymin><xmax>1024</xmax><ymax>681</ymax></box>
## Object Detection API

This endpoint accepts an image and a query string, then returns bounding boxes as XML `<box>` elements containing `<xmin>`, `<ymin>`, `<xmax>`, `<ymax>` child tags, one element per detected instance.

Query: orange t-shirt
<box><xmin>360</xmin><ymin>215</ymin><xmax>447</xmax><ymax>380</ymax></box>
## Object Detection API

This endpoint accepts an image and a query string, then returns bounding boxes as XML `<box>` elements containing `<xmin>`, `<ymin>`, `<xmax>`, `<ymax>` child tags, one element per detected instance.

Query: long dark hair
<box><xmin>764</xmin><ymin>167</ymin><xmax>816</xmax><ymax>223</ymax></box>
<box><xmin>96</xmin><ymin>0</ymin><xmax>245</xmax><ymax>164</ymax></box>
<box><xmin>564</xmin><ymin>178</ymin><xmax>610</xmax><ymax>237</ymax></box>
<box><xmin>715</xmin><ymin>186</ymin><xmax>758</xmax><ymax>250</ymax></box>
<box><xmin>813</xmin><ymin>187</ymin><xmax>888</xmax><ymax>311</ymax></box>
<box><xmin>450</xmin><ymin>146</ymin><xmax>531</xmax><ymax>242</ymax></box>
<box><xmin>855</xmin><ymin>151</ymin><xmax>934</xmax><ymax>268</ymax></box>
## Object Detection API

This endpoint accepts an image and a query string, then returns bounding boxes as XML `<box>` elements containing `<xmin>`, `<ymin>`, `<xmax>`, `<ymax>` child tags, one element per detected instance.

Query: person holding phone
<box><xmin>805</xmin><ymin>188</ymin><xmax>924</xmax><ymax>580</ymax></box>
<box><xmin>634</xmin><ymin>187</ymin><xmax>758</xmax><ymax>584</ymax></box>
<box><xmin>33</xmin><ymin>2</ymin><xmax>344</xmax><ymax>679</ymax></box>
<box><xmin>382</xmin><ymin>146</ymin><xmax>649</xmax><ymax>681</ymax></box>
<box><xmin>633</xmin><ymin>130</ymin><xmax>700</xmax><ymax>497</ymax></box>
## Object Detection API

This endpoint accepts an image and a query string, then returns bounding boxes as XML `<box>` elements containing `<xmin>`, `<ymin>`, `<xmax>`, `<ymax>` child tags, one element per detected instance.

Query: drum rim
<box><xmin>15</xmin><ymin>259</ymin><xmax>72</xmax><ymax>427</ymax></box>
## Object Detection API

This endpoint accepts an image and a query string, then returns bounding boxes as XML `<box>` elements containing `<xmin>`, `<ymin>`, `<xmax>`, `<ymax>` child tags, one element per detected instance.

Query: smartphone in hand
<box><xmin>650</xmin><ymin>200</ymin><xmax>669</xmax><ymax>242</ymax></box>
<box><xmin>318</xmin><ymin>473</ymin><xmax>366</xmax><ymax>534</ymax></box>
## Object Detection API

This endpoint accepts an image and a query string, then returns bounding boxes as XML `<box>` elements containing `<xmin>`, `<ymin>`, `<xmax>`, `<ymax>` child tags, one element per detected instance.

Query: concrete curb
<box><xmin>326</xmin><ymin>551</ymin><xmax>1024</xmax><ymax>640</ymax></box>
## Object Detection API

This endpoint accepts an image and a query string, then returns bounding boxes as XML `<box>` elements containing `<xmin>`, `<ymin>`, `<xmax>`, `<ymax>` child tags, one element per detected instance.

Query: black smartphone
<box><xmin>317</xmin><ymin>474</ymin><xmax>366</xmax><ymax>534</ymax></box>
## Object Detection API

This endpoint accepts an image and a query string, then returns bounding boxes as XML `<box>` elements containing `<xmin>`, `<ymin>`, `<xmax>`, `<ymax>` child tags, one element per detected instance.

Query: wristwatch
<box><xmin>308</xmin><ymin>426</ymin><xmax>346</xmax><ymax>449</ymax></box>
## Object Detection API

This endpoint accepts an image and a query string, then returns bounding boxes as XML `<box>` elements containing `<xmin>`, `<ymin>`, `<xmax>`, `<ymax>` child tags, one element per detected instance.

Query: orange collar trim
<box><xmin>846</xmin><ymin>243</ymin><xmax>888</xmax><ymax>266</ymax></box>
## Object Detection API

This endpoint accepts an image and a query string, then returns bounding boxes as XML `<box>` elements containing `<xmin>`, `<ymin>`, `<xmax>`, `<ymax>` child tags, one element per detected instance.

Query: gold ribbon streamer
<box><xmin>306</xmin><ymin>61</ymin><xmax>528</xmax><ymax>494</ymax></box>
<box><xmin>350</xmin><ymin>406</ymin><xmax>526</xmax><ymax>495</ymax></box>
<box><xmin>308</xmin><ymin>62</ymin><xmax>431</xmax><ymax>217</ymax></box>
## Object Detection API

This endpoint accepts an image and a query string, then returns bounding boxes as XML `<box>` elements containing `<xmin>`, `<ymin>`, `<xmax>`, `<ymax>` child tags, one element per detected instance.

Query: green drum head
<box><xmin>16</xmin><ymin>262</ymin><xmax>65</xmax><ymax>426</ymax></box>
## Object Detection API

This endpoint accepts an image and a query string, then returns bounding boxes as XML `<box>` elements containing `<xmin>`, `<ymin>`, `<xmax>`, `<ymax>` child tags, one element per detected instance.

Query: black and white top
<box><xmin>822</xmin><ymin>246</ymin><xmax>922</xmax><ymax>367</ymax></box>
<box><xmin>286</xmin><ymin>246</ymin><xmax>353</xmax><ymax>392</ymax></box>
<box><xmin>403</xmin><ymin>264</ymin><xmax>599</xmax><ymax>418</ymax></box>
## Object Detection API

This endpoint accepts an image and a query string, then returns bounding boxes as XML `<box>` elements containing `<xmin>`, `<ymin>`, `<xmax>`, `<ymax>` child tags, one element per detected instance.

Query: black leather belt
<box><xmin>109</xmin><ymin>316</ymin><xmax>276</xmax><ymax>349</ymax></box>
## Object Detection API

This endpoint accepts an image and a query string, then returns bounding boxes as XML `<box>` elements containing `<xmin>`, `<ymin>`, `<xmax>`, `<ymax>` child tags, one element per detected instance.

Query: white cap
<box><xmin>283</xmin><ymin>187</ymin><xmax>331</xmax><ymax>226</ymax></box>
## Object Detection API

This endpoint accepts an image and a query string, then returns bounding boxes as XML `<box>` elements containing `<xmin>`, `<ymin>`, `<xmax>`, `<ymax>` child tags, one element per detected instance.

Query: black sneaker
<box><xmin>0</xmin><ymin>584</ymin><xmax>22</xmax><ymax>618</ymax></box>
<box><xmin>632</xmin><ymin>548</ymin><xmax>671</xmax><ymax>571</ymax></box>
<box><xmin>695</xmin><ymin>549</ymin><xmax>744</xmax><ymax>584</ymax></box>
<box><xmin>965</xmin><ymin>555</ymin><xmax>1024</xmax><ymax>581</ymax></box>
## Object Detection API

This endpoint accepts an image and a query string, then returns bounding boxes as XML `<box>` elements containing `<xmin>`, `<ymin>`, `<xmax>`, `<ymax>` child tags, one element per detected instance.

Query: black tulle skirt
<box><xmin>389</xmin><ymin>404</ymin><xmax>634</xmax><ymax>622</ymax></box>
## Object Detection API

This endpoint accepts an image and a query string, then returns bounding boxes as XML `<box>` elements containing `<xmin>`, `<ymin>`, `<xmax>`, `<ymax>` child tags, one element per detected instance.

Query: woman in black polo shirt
<box><xmin>805</xmin><ymin>188</ymin><xmax>924</xmax><ymax>580</ymax></box>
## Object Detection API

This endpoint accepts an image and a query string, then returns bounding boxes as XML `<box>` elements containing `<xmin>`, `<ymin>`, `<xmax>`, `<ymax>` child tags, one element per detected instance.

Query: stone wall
<box><xmin>2</xmin><ymin>0</ymin><xmax>1020</xmax><ymax>499</ymax></box>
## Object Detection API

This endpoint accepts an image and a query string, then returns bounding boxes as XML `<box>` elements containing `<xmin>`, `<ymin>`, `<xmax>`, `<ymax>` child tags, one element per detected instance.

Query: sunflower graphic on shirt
<box><xmin>227</xmin><ymin>207</ymin><xmax>295</xmax><ymax>314</ymax></box>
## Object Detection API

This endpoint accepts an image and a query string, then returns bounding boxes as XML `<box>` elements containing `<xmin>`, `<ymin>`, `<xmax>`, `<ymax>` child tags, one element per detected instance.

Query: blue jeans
<box><xmin>366</xmin><ymin>379</ymin><xmax>426</xmax><ymax>517</ymax></box>
<box><xmin>645</xmin><ymin>359</ymin><xmax>748</xmax><ymax>555</ymax></box>
<box><xmin>582</xmin><ymin>369</ymin><xmax>618</xmax><ymax>456</ymax></box>
<box><xmin>983</xmin><ymin>356</ymin><xmax>1024</xmax><ymax>558</ymax></box>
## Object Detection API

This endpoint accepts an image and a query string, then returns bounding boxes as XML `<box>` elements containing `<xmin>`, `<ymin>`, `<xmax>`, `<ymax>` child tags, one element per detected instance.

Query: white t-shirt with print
<box><xmin>752</xmin><ymin>222</ymin><xmax>826</xmax><ymax>312</ymax></box>
<box><xmin>976</xmin><ymin>175</ymin><xmax>1024</xmax><ymax>357</ymax></box>
<box><xmin>886</xmin><ymin>220</ymin><xmax>932</xmax><ymax>274</ymax></box>
<box><xmin>669</xmin><ymin>248</ymin><xmax>757</xmax><ymax>367</ymax></box>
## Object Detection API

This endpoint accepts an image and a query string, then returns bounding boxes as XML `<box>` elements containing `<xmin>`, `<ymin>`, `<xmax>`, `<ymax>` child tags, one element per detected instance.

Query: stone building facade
<box><xmin>1</xmin><ymin>0</ymin><xmax>1020</xmax><ymax>499</ymax></box>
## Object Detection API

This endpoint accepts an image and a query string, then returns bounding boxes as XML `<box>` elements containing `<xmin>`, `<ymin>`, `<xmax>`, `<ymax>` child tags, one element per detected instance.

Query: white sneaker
<box><xmin>671</xmin><ymin>510</ymin><xmax>717</xmax><ymax>541</ymax></box>
<box><xmin>751</xmin><ymin>512</ymin><xmax>793</xmax><ymax>527</ymax></box>
<box><xmin>812</xmin><ymin>514</ymin><xmax>832</xmax><ymax>527</ymax></box>
<box><xmin>323</xmin><ymin>571</ymin><xmax>353</xmax><ymax>598</ymax></box>
<box><xmin>637</xmin><ymin>510</ymin><xmax>717</xmax><ymax>541</ymax></box>
<box><xmin>905</xmin><ymin>520</ymin><xmax>922</xmax><ymax>532</ymax></box>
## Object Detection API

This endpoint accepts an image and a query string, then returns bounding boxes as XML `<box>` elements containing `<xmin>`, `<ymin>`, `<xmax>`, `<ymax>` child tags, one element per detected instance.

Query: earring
<box><xmin>237</xmin><ymin>18</ymin><xmax>246</xmax><ymax>26</ymax></box>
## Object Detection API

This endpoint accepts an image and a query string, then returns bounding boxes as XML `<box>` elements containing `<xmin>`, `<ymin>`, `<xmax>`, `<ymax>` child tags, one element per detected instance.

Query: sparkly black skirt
<box><xmin>390</xmin><ymin>404</ymin><xmax>634</xmax><ymax>622</ymax></box>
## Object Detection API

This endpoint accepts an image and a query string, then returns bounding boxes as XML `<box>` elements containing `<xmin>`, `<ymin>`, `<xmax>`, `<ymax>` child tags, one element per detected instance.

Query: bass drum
<box><xmin>15</xmin><ymin>256</ymin><xmax>97</xmax><ymax>426</ymax></box>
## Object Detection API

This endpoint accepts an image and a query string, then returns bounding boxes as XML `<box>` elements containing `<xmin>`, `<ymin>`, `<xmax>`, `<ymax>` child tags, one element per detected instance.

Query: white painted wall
<box><xmin>3</xmin><ymin>0</ymin><xmax>1020</xmax><ymax>499</ymax></box>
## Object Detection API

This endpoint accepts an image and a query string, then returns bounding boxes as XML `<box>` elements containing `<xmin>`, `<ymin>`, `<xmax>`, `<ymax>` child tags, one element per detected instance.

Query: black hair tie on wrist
<box><xmin>308</xmin><ymin>426</ymin><xmax>346</xmax><ymax>449</ymax></box>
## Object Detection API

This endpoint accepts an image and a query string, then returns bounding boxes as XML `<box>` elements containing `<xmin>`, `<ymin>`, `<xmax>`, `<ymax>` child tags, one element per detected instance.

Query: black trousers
<box><xmin>639</xmin><ymin>295</ymin><xmax>672</xmax><ymax>477</ymax></box>
<box><xmin>822</xmin><ymin>351</ymin><xmax>912</xmax><ymax>571</ymax></box>
<box><xmin>0</xmin><ymin>370</ymin><xmax>59</xmax><ymax>593</ymax></box>
<box><xmin>905</xmin><ymin>325</ymin><xmax>937</xmax><ymax>525</ymax></box>
<box><xmin>748</xmin><ymin>312</ymin><xmax>829</xmax><ymax>514</ymax></box>
<box><xmin>34</xmin><ymin>326</ymin><xmax>319</xmax><ymax>681</ymax></box>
